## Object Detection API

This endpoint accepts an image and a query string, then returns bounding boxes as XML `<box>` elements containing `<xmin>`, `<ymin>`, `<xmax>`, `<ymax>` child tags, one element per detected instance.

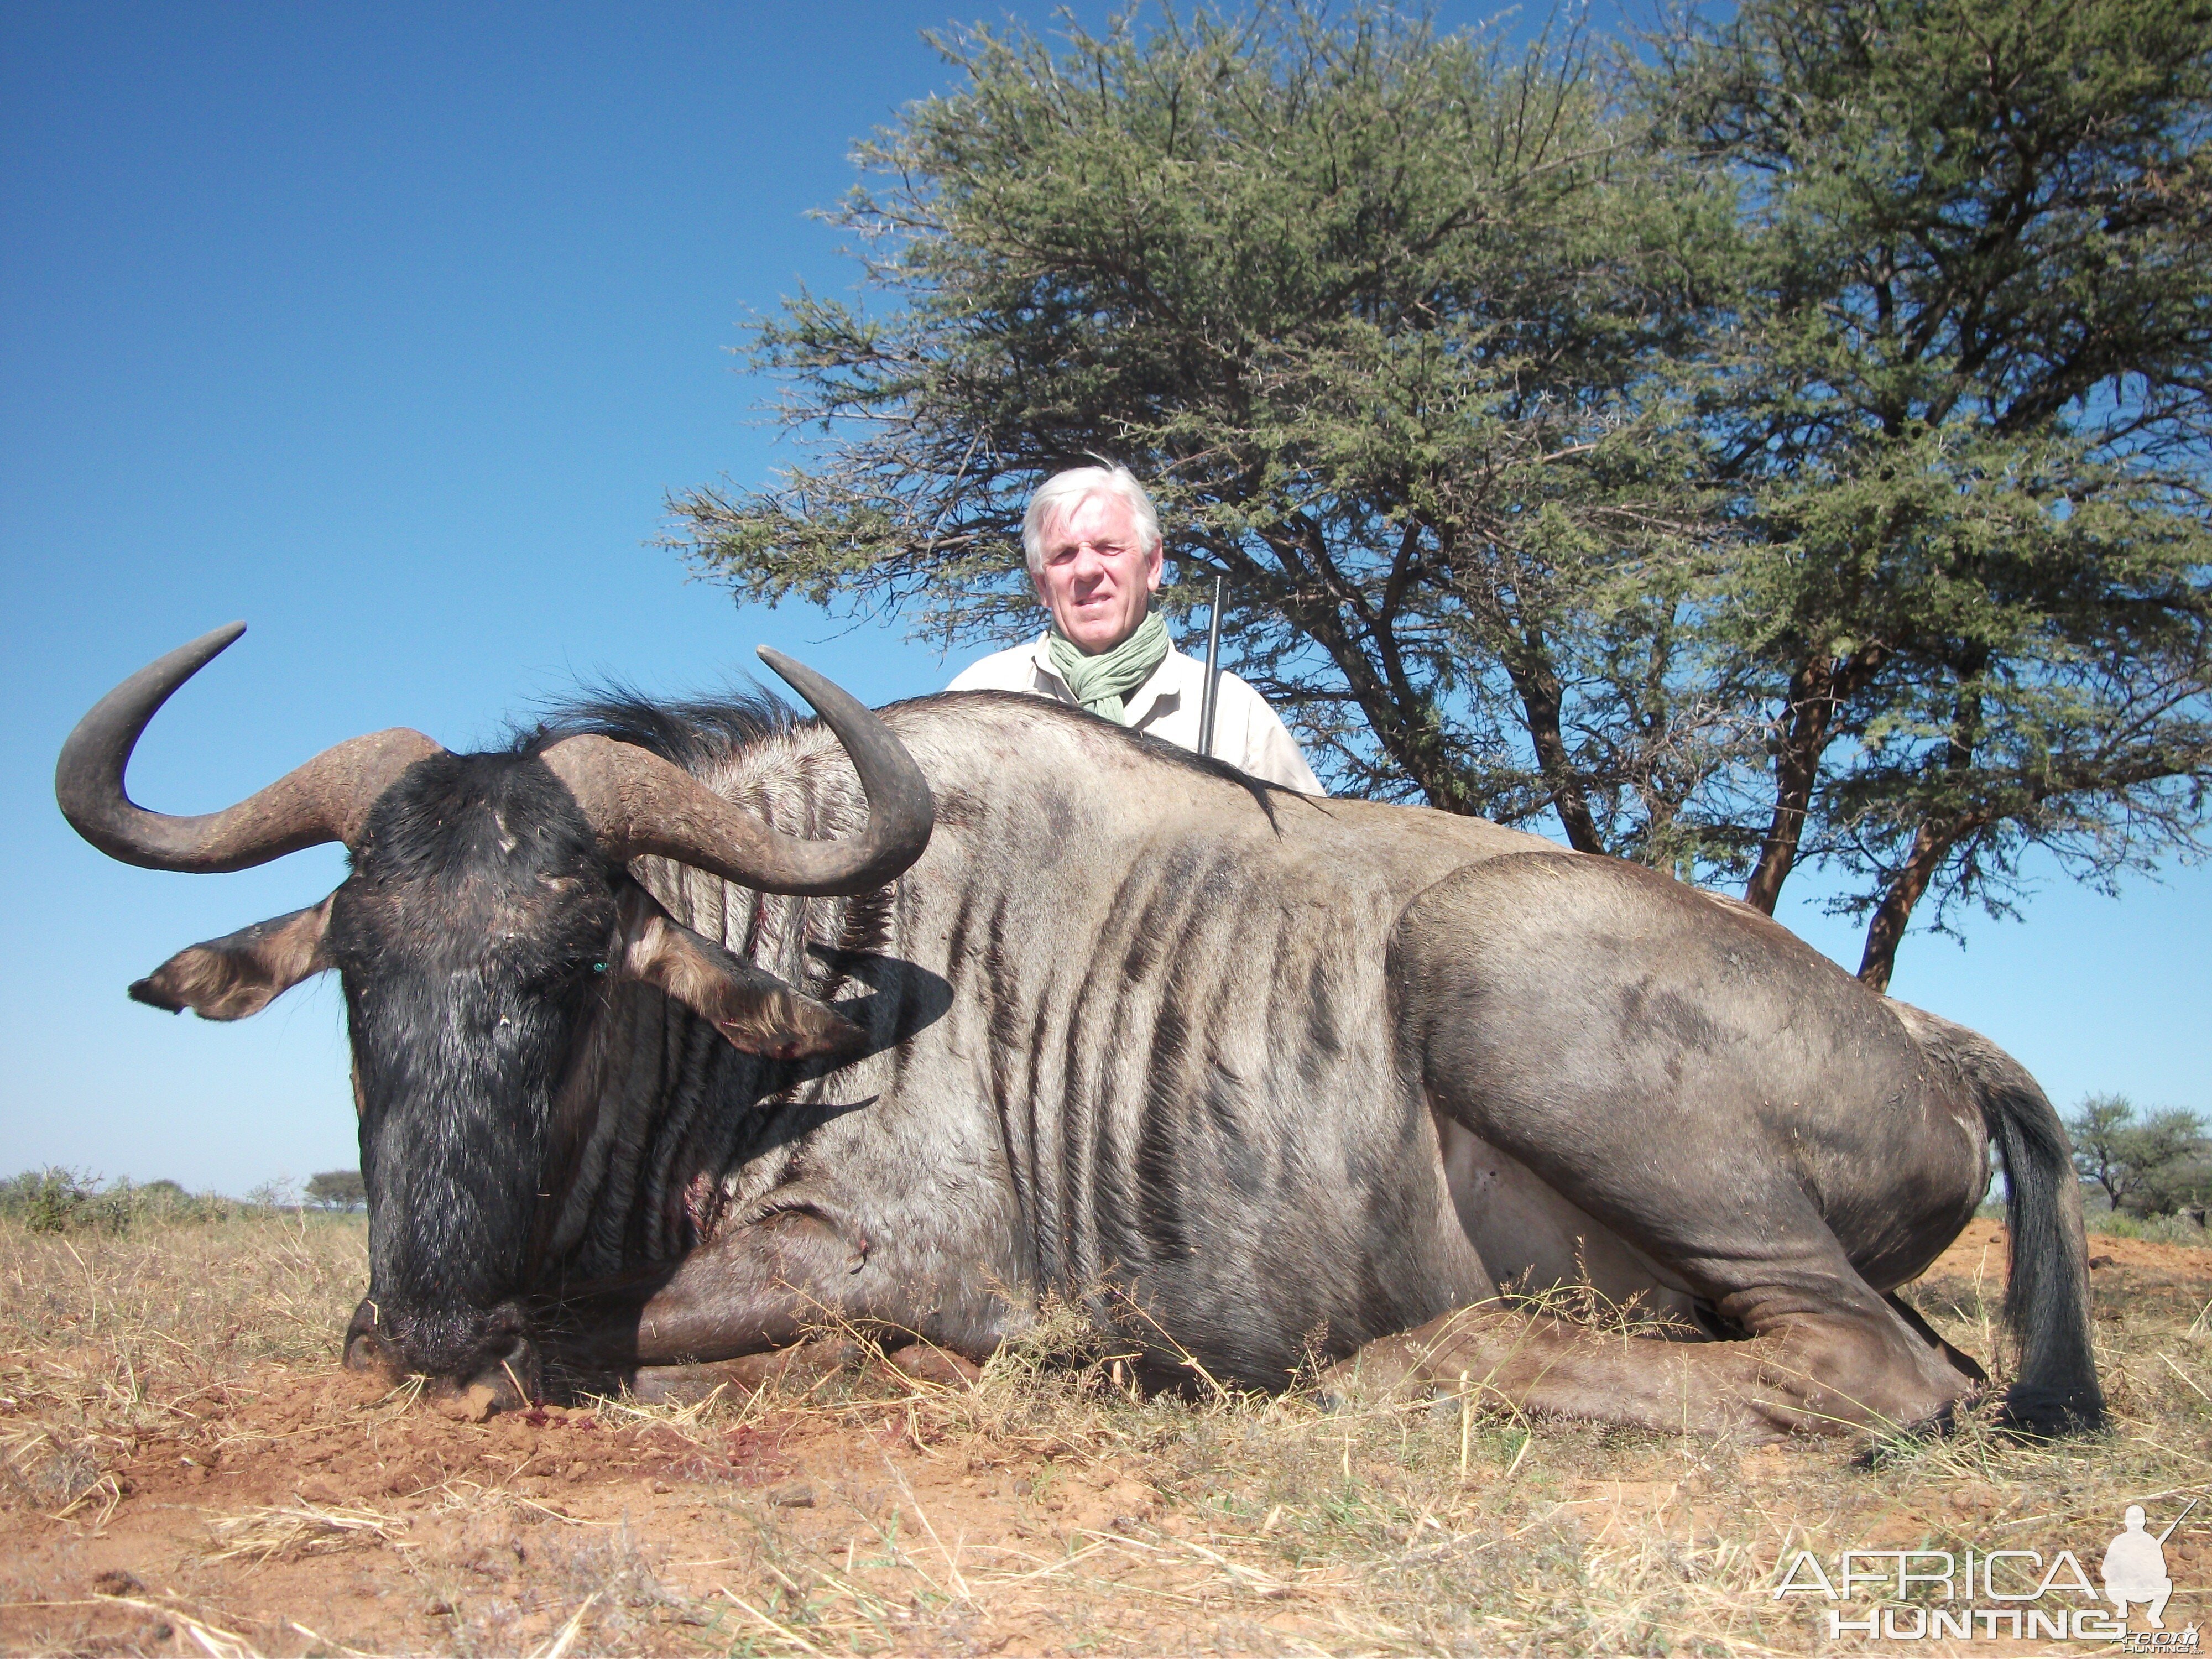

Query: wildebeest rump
<box><xmin>58</xmin><ymin>626</ymin><xmax>2103</xmax><ymax>1440</ymax></box>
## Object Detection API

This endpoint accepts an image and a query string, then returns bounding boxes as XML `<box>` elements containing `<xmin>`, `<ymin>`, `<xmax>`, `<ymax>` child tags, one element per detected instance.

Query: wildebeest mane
<box><xmin>521</xmin><ymin>684</ymin><xmax>1291</xmax><ymax>820</ymax></box>
<box><xmin>514</xmin><ymin>683</ymin><xmax>796</xmax><ymax>775</ymax></box>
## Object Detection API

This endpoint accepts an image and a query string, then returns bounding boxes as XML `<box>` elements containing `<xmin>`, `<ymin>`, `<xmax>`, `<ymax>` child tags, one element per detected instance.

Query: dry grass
<box><xmin>2090</xmin><ymin>1208</ymin><xmax>2212</xmax><ymax>1248</ymax></box>
<box><xmin>205</xmin><ymin>1501</ymin><xmax>414</xmax><ymax>1566</ymax></box>
<box><xmin>2</xmin><ymin>1213</ymin><xmax>2208</xmax><ymax>1656</ymax></box>
<box><xmin>0</xmin><ymin>1211</ymin><xmax>362</xmax><ymax>1527</ymax></box>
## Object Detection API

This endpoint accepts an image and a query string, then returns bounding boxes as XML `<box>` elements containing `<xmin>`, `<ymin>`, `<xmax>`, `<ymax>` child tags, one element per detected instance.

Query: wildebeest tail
<box><xmin>1891</xmin><ymin>1001</ymin><xmax>2105</xmax><ymax>1434</ymax></box>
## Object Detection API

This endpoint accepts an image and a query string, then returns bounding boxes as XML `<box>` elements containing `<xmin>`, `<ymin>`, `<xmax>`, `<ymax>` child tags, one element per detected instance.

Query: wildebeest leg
<box><xmin>1334</xmin><ymin>1274</ymin><xmax>1975</xmax><ymax>1439</ymax></box>
<box><xmin>1374</xmin><ymin>853</ymin><xmax>1990</xmax><ymax>1438</ymax></box>
<box><xmin>549</xmin><ymin>1194</ymin><xmax>1010</xmax><ymax>1381</ymax></box>
<box><xmin>1352</xmin><ymin>1126</ymin><xmax>1976</xmax><ymax>1437</ymax></box>
<box><xmin>549</xmin><ymin>1204</ymin><xmax>872</xmax><ymax>1378</ymax></box>
<box><xmin>628</xmin><ymin>1337</ymin><xmax>867</xmax><ymax>1406</ymax></box>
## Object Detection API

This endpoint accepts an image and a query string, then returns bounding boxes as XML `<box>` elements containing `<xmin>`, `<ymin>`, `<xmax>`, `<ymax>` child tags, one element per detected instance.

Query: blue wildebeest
<box><xmin>58</xmin><ymin>625</ymin><xmax>2102</xmax><ymax>1439</ymax></box>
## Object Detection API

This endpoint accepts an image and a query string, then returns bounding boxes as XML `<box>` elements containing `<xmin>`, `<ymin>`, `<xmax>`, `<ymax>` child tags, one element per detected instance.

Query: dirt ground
<box><xmin>4</xmin><ymin>1213</ymin><xmax>2209</xmax><ymax>1657</ymax></box>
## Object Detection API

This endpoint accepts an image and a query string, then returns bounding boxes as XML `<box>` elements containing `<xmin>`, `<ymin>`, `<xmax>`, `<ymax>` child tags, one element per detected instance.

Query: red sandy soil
<box><xmin>3</xmin><ymin>1358</ymin><xmax>1293</xmax><ymax>1656</ymax></box>
<box><xmin>5</xmin><ymin>1220</ymin><xmax>2204</xmax><ymax>1657</ymax></box>
<box><xmin>1934</xmin><ymin>1214</ymin><xmax>2208</xmax><ymax>1283</ymax></box>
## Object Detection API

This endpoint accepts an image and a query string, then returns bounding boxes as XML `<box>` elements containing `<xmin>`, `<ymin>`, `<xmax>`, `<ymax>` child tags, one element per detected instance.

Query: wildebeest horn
<box><xmin>539</xmin><ymin>646</ymin><xmax>935</xmax><ymax>897</ymax></box>
<box><xmin>55</xmin><ymin>623</ymin><xmax>445</xmax><ymax>872</ymax></box>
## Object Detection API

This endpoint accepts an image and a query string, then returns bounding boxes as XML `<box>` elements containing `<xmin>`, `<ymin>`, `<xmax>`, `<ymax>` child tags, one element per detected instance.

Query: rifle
<box><xmin>2156</xmin><ymin>1497</ymin><xmax>2199</xmax><ymax>1546</ymax></box>
<box><xmin>1197</xmin><ymin>573</ymin><xmax>1224</xmax><ymax>760</ymax></box>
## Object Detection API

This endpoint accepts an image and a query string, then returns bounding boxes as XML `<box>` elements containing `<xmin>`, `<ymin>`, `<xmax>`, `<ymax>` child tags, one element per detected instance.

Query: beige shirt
<box><xmin>947</xmin><ymin>632</ymin><xmax>1324</xmax><ymax>794</ymax></box>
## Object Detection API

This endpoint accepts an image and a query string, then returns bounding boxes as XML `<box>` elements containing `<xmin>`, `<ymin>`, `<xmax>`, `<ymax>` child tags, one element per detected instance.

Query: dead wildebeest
<box><xmin>57</xmin><ymin>624</ymin><xmax>2101</xmax><ymax>1439</ymax></box>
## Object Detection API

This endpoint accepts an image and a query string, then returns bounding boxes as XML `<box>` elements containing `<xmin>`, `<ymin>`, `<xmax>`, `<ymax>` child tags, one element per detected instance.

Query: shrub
<box><xmin>0</xmin><ymin>1168</ymin><xmax>133</xmax><ymax>1234</ymax></box>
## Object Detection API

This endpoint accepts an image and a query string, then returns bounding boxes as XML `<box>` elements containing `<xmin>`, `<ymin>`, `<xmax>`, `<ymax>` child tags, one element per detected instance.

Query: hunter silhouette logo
<box><xmin>2107</xmin><ymin>1500</ymin><xmax>2199</xmax><ymax>1652</ymax></box>
<box><xmin>2106</xmin><ymin>1503</ymin><xmax>2184</xmax><ymax>1626</ymax></box>
<box><xmin>1773</xmin><ymin>1496</ymin><xmax>2201</xmax><ymax>1645</ymax></box>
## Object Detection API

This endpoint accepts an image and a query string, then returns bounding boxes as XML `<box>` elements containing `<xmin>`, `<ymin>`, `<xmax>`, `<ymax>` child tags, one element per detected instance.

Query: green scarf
<box><xmin>1047</xmin><ymin>610</ymin><xmax>1171</xmax><ymax>725</ymax></box>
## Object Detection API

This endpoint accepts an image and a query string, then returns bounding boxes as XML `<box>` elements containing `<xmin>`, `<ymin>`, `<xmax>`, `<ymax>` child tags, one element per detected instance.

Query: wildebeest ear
<box><xmin>613</xmin><ymin>885</ymin><xmax>864</xmax><ymax>1061</ymax></box>
<box><xmin>130</xmin><ymin>895</ymin><xmax>336</xmax><ymax>1020</ymax></box>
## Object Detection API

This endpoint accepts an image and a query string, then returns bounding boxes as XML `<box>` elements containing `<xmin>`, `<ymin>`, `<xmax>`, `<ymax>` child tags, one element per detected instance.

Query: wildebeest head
<box><xmin>56</xmin><ymin>624</ymin><xmax>932</xmax><ymax>1406</ymax></box>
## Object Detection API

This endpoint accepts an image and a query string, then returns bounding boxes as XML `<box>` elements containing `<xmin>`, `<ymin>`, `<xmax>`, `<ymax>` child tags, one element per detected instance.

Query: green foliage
<box><xmin>676</xmin><ymin>0</ymin><xmax>2212</xmax><ymax>982</ymax></box>
<box><xmin>1650</xmin><ymin>0</ymin><xmax>2212</xmax><ymax>983</ymax></box>
<box><xmin>672</xmin><ymin>4</ymin><xmax>1752</xmax><ymax>855</ymax></box>
<box><xmin>0</xmin><ymin>1168</ymin><xmax>252</xmax><ymax>1233</ymax></box>
<box><xmin>0</xmin><ymin>1168</ymin><xmax>119</xmax><ymax>1233</ymax></box>
<box><xmin>2068</xmin><ymin>1093</ymin><xmax>2212</xmax><ymax>1218</ymax></box>
<box><xmin>304</xmin><ymin>1168</ymin><xmax>367</xmax><ymax>1210</ymax></box>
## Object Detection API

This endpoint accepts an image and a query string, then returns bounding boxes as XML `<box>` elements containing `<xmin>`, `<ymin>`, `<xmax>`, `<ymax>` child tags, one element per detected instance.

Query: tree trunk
<box><xmin>1742</xmin><ymin>656</ymin><xmax>1835</xmax><ymax>914</ymax></box>
<box><xmin>1744</xmin><ymin>644</ymin><xmax>1888</xmax><ymax>914</ymax></box>
<box><xmin>1854</xmin><ymin>820</ymin><xmax>1959</xmax><ymax>993</ymax></box>
<box><xmin>1441</xmin><ymin>527</ymin><xmax>1608</xmax><ymax>852</ymax></box>
<box><xmin>1499</xmin><ymin>634</ymin><xmax>1606</xmax><ymax>854</ymax></box>
<box><xmin>1856</xmin><ymin>664</ymin><xmax>1987</xmax><ymax>992</ymax></box>
<box><xmin>1267</xmin><ymin>568</ymin><xmax>1481</xmax><ymax>815</ymax></box>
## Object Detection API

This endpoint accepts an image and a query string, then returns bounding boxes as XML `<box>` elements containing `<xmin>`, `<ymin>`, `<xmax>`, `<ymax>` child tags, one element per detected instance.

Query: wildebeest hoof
<box><xmin>628</xmin><ymin>1364</ymin><xmax>734</xmax><ymax>1407</ymax></box>
<box><xmin>1851</xmin><ymin>1395</ymin><xmax>1981</xmax><ymax>1468</ymax></box>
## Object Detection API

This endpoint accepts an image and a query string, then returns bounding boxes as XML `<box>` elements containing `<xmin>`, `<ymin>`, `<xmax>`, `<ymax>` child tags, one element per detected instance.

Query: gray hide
<box><xmin>539</xmin><ymin>690</ymin><xmax>2099</xmax><ymax>1441</ymax></box>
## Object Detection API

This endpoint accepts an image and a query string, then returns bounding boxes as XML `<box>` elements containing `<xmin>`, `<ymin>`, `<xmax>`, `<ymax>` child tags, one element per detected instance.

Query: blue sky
<box><xmin>3</xmin><ymin>3</ymin><xmax>2205</xmax><ymax>1195</ymax></box>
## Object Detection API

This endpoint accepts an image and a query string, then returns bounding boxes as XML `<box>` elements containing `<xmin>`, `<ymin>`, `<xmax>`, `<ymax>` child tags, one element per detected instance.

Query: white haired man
<box><xmin>947</xmin><ymin>465</ymin><xmax>1322</xmax><ymax>793</ymax></box>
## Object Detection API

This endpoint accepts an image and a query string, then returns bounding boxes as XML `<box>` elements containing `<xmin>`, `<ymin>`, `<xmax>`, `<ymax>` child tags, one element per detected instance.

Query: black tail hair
<box><xmin>1893</xmin><ymin>1002</ymin><xmax>2105</xmax><ymax>1435</ymax></box>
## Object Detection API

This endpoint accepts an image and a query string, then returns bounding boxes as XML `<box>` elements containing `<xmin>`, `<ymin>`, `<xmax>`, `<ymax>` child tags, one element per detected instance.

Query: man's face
<box><xmin>1032</xmin><ymin>492</ymin><xmax>1163</xmax><ymax>654</ymax></box>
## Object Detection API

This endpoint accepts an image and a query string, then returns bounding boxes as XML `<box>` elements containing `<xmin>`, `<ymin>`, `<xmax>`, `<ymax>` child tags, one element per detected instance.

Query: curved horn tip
<box><xmin>163</xmin><ymin>622</ymin><xmax>251</xmax><ymax>675</ymax></box>
<box><xmin>754</xmin><ymin>646</ymin><xmax>836</xmax><ymax>706</ymax></box>
<box><xmin>190</xmin><ymin>620</ymin><xmax>249</xmax><ymax>654</ymax></box>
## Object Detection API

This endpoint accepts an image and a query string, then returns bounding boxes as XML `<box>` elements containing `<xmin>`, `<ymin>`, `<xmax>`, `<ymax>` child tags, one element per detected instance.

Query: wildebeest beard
<box><xmin>332</xmin><ymin>751</ymin><xmax>617</xmax><ymax>1390</ymax></box>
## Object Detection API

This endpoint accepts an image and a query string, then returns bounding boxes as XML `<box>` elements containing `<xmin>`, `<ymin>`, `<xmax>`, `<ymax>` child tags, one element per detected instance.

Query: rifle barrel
<box><xmin>2156</xmin><ymin>1496</ymin><xmax>2199</xmax><ymax>1545</ymax></box>
<box><xmin>1197</xmin><ymin>573</ymin><xmax>1224</xmax><ymax>760</ymax></box>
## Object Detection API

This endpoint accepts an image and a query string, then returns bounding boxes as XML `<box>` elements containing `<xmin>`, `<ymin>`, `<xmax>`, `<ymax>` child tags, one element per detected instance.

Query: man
<box><xmin>947</xmin><ymin>465</ymin><xmax>1322</xmax><ymax>793</ymax></box>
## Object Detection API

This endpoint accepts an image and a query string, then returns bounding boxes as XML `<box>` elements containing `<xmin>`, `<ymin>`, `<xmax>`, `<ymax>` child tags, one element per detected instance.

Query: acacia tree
<box><xmin>305</xmin><ymin>1170</ymin><xmax>366</xmax><ymax>1211</ymax></box>
<box><xmin>2068</xmin><ymin>1094</ymin><xmax>2212</xmax><ymax>1217</ymax></box>
<box><xmin>672</xmin><ymin>7</ymin><xmax>1754</xmax><ymax>859</ymax></box>
<box><xmin>1650</xmin><ymin>0</ymin><xmax>2212</xmax><ymax>986</ymax></box>
<box><xmin>679</xmin><ymin>0</ymin><xmax>2212</xmax><ymax>984</ymax></box>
